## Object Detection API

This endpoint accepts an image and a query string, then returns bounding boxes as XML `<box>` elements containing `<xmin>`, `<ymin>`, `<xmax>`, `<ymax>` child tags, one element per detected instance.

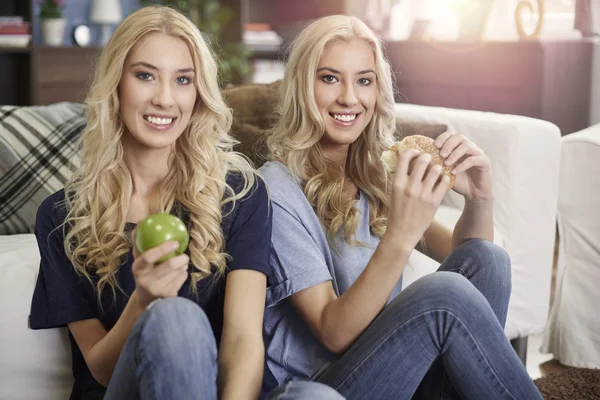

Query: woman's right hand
<box><xmin>130</xmin><ymin>229</ymin><xmax>190</xmax><ymax>309</ymax></box>
<box><xmin>385</xmin><ymin>149</ymin><xmax>450</xmax><ymax>249</ymax></box>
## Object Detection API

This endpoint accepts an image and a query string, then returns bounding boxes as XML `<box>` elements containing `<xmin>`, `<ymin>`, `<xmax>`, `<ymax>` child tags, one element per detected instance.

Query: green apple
<box><xmin>135</xmin><ymin>213</ymin><xmax>189</xmax><ymax>263</ymax></box>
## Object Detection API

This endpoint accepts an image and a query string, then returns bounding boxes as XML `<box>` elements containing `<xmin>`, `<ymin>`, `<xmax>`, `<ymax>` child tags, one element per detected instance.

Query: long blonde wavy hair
<box><xmin>62</xmin><ymin>6</ymin><xmax>257</xmax><ymax>300</ymax></box>
<box><xmin>267</xmin><ymin>15</ymin><xmax>396</xmax><ymax>242</ymax></box>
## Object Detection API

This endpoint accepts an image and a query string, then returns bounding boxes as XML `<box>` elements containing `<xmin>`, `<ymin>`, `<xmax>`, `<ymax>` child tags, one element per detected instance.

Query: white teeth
<box><xmin>333</xmin><ymin>114</ymin><xmax>357</xmax><ymax>122</ymax></box>
<box><xmin>145</xmin><ymin>116</ymin><xmax>173</xmax><ymax>125</ymax></box>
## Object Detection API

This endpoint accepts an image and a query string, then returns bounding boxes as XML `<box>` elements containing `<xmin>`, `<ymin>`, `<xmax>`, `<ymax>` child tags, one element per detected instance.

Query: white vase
<box><xmin>41</xmin><ymin>18</ymin><xmax>67</xmax><ymax>47</ymax></box>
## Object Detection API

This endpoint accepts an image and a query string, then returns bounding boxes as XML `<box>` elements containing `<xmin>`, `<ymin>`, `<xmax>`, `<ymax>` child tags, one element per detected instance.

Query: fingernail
<box><xmin>169</xmin><ymin>241</ymin><xmax>179</xmax><ymax>250</ymax></box>
<box><xmin>440</xmin><ymin>151</ymin><xmax>447</xmax><ymax>157</ymax></box>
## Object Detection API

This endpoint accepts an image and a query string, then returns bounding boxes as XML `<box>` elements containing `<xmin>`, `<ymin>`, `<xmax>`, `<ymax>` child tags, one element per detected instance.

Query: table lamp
<box><xmin>90</xmin><ymin>0</ymin><xmax>123</xmax><ymax>46</ymax></box>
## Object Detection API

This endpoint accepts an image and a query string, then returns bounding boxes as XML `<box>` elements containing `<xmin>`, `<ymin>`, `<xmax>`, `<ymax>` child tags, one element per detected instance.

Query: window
<box><xmin>386</xmin><ymin>0</ymin><xmax>579</xmax><ymax>41</ymax></box>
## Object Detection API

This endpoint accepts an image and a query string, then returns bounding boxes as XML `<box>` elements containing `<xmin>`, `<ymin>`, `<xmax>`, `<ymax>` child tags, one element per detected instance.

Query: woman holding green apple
<box><xmin>28</xmin><ymin>6</ymin><xmax>342</xmax><ymax>400</ymax></box>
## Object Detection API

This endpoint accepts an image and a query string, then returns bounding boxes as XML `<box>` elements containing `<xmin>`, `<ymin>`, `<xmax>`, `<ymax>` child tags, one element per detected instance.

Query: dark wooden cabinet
<box><xmin>386</xmin><ymin>40</ymin><xmax>594</xmax><ymax>135</ymax></box>
<box><xmin>31</xmin><ymin>47</ymin><xmax>101</xmax><ymax>105</ymax></box>
<box><xmin>0</xmin><ymin>0</ymin><xmax>102</xmax><ymax>106</ymax></box>
<box><xmin>1</xmin><ymin>0</ymin><xmax>594</xmax><ymax>136</ymax></box>
<box><xmin>0</xmin><ymin>0</ymin><xmax>33</xmax><ymax>106</ymax></box>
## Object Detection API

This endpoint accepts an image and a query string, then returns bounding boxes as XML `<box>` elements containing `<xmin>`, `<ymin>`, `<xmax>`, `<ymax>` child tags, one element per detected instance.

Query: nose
<box><xmin>337</xmin><ymin>82</ymin><xmax>359</xmax><ymax>107</ymax></box>
<box><xmin>152</xmin><ymin>80</ymin><xmax>175</xmax><ymax>108</ymax></box>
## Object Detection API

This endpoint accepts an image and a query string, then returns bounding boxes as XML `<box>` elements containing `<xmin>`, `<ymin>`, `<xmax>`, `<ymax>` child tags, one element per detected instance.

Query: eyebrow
<box><xmin>130</xmin><ymin>61</ymin><xmax>195</xmax><ymax>74</ymax></box>
<box><xmin>316</xmin><ymin>67</ymin><xmax>376</xmax><ymax>75</ymax></box>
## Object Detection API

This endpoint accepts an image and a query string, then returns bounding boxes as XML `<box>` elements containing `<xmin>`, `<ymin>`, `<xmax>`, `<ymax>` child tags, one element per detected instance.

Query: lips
<box><xmin>141</xmin><ymin>114</ymin><xmax>178</xmax><ymax>131</ymax></box>
<box><xmin>331</xmin><ymin>113</ymin><xmax>358</xmax><ymax>122</ymax></box>
<box><xmin>143</xmin><ymin>115</ymin><xmax>176</xmax><ymax>125</ymax></box>
<box><xmin>329</xmin><ymin>112</ymin><xmax>361</xmax><ymax>126</ymax></box>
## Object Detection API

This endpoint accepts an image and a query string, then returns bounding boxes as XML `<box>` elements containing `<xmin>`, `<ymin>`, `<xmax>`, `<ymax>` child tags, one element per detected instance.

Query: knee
<box><xmin>404</xmin><ymin>272</ymin><xmax>488</xmax><ymax>313</ymax></box>
<box><xmin>458</xmin><ymin>239</ymin><xmax>511</xmax><ymax>284</ymax></box>
<box><xmin>266</xmin><ymin>381</ymin><xmax>345</xmax><ymax>400</ymax></box>
<box><xmin>142</xmin><ymin>297</ymin><xmax>214</xmax><ymax>346</ymax></box>
<box><xmin>418</xmin><ymin>272</ymin><xmax>478</xmax><ymax>299</ymax></box>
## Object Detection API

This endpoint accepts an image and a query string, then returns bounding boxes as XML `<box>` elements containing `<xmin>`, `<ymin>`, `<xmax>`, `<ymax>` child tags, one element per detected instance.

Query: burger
<box><xmin>380</xmin><ymin>134</ymin><xmax>455</xmax><ymax>188</ymax></box>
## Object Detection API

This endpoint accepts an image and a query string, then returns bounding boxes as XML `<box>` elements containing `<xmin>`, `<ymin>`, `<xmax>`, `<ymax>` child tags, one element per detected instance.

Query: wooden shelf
<box><xmin>249</xmin><ymin>49</ymin><xmax>283</xmax><ymax>60</ymax></box>
<box><xmin>0</xmin><ymin>0</ymin><xmax>33</xmax><ymax>105</ymax></box>
<box><xmin>250</xmin><ymin>50</ymin><xmax>285</xmax><ymax>60</ymax></box>
<box><xmin>0</xmin><ymin>46</ymin><xmax>31</xmax><ymax>54</ymax></box>
<box><xmin>386</xmin><ymin>39</ymin><xmax>594</xmax><ymax>136</ymax></box>
<box><xmin>33</xmin><ymin>45</ymin><xmax>102</xmax><ymax>52</ymax></box>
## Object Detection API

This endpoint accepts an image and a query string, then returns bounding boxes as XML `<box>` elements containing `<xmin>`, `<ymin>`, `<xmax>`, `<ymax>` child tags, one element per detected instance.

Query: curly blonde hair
<box><xmin>267</xmin><ymin>15</ymin><xmax>396</xmax><ymax>241</ymax></box>
<box><xmin>62</xmin><ymin>6</ymin><xmax>257</xmax><ymax>300</ymax></box>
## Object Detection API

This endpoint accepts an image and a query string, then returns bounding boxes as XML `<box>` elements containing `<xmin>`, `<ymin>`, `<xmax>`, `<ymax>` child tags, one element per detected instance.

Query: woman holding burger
<box><xmin>258</xmin><ymin>14</ymin><xmax>543</xmax><ymax>400</ymax></box>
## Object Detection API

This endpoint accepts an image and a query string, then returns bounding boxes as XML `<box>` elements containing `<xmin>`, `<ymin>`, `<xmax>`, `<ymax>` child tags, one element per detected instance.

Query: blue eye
<box><xmin>176</xmin><ymin>76</ymin><xmax>192</xmax><ymax>85</ymax></box>
<box><xmin>136</xmin><ymin>72</ymin><xmax>153</xmax><ymax>81</ymax></box>
<box><xmin>322</xmin><ymin>75</ymin><xmax>338</xmax><ymax>83</ymax></box>
<box><xmin>358</xmin><ymin>78</ymin><xmax>372</xmax><ymax>85</ymax></box>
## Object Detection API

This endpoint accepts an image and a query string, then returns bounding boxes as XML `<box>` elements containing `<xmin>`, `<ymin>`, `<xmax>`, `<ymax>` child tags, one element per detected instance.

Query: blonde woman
<box><xmin>260</xmin><ymin>15</ymin><xmax>544</xmax><ymax>400</ymax></box>
<box><xmin>29</xmin><ymin>6</ymin><xmax>342</xmax><ymax>400</ymax></box>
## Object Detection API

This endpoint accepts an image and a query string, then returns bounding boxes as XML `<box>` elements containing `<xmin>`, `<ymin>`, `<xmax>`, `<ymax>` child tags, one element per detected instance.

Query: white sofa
<box><xmin>0</xmin><ymin>103</ymin><xmax>561</xmax><ymax>399</ymax></box>
<box><xmin>541</xmin><ymin>123</ymin><xmax>600</xmax><ymax>368</ymax></box>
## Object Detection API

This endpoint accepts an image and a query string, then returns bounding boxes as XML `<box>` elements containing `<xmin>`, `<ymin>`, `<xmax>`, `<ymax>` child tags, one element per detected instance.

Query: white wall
<box><xmin>589</xmin><ymin>41</ymin><xmax>600</xmax><ymax>126</ymax></box>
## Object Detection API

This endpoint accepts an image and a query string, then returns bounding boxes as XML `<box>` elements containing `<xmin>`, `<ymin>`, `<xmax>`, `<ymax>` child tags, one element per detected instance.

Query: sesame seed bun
<box><xmin>381</xmin><ymin>135</ymin><xmax>455</xmax><ymax>188</ymax></box>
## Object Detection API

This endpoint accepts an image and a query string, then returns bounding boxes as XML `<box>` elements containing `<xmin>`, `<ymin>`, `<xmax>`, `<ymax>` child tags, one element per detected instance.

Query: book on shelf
<box><xmin>243</xmin><ymin>23</ymin><xmax>283</xmax><ymax>53</ymax></box>
<box><xmin>0</xmin><ymin>16</ymin><xmax>25</xmax><ymax>24</ymax></box>
<box><xmin>251</xmin><ymin>59</ymin><xmax>285</xmax><ymax>84</ymax></box>
<box><xmin>0</xmin><ymin>22</ymin><xmax>30</xmax><ymax>35</ymax></box>
<box><xmin>0</xmin><ymin>18</ymin><xmax>31</xmax><ymax>48</ymax></box>
<box><xmin>0</xmin><ymin>34</ymin><xmax>31</xmax><ymax>47</ymax></box>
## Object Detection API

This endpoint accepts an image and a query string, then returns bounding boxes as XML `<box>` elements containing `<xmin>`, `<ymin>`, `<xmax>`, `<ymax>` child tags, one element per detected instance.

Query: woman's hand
<box><xmin>130</xmin><ymin>229</ymin><xmax>190</xmax><ymax>309</ymax></box>
<box><xmin>386</xmin><ymin>149</ymin><xmax>450</xmax><ymax>249</ymax></box>
<box><xmin>435</xmin><ymin>131</ymin><xmax>493</xmax><ymax>202</ymax></box>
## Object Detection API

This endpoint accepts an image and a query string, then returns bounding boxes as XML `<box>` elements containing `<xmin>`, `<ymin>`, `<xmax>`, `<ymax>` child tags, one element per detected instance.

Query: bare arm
<box><xmin>433</xmin><ymin>131</ymin><xmax>495</xmax><ymax>250</ymax></box>
<box><xmin>290</xmin><ymin>235</ymin><xmax>412</xmax><ymax>354</ymax></box>
<box><xmin>68</xmin><ymin>240</ymin><xmax>189</xmax><ymax>387</ymax></box>
<box><xmin>420</xmin><ymin>199</ymin><xmax>494</xmax><ymax>265</ymax></box>
<box><xmin>289</xmin><ymin>151</ymin><xmax>450</xmax><ymax>354</ymax></box>
<box><xmin>218</xmin><ymin>270</ymin><xmax>267</xmax><ymax>400</ymax></box>
<box><xmin>68</xmin><ymin>292</ymin><xmax>146</xmax><ymax>386</ymax></box>
<box><xmin>452</xmin><ymin>198</ymin><xmax>494</xmax><ymax>249</ymax></box>
<box><xmin>421</xmin><ymin>220</ymin><xmax>453</xmax><ymax>264</ymax></box>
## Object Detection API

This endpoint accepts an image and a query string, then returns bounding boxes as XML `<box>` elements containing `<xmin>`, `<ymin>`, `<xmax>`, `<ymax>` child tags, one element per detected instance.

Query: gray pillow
<box><xmin>0</xmin><ymin>102</ymin><xmax>85</xmax><ymax>235</ymax></box>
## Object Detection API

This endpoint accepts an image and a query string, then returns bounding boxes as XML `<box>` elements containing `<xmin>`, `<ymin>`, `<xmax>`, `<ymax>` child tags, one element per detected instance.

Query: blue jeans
<box><xmin>104</xmin><ymin>297</ymin><xmax>343</xmax><ymax>400</ymax></box>
<box><xmin>314</xmin><ymin>239</ymin><xmax>543</xmax><ymax>400</ymax></box>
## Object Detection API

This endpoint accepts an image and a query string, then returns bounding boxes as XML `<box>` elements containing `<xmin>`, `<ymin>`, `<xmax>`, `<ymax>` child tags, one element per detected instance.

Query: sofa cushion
<box><xmin>0</xmin><ymin>103</ymin><xmax>85</xmax><ymax>235</ymax></box>
<box><xmin>395</xmin><ymin>118</ymin><xmax>448</xmax><ymax>141</ymax></box>
<box><xmin>0</xmin><ymin>234</ymin><xmax>73</xmax><ymax>399</ymax></box>
<box><xmin>223</xmin><ymin>80</ymin><xmax>281</xmax><ymax>167</ymax></box>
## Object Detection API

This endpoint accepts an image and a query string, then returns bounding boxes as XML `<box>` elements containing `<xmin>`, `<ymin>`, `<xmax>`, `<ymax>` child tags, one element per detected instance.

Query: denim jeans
<box><xmin>314</xmin><ymin>239</ymin><xmax>543</xmax><ymax>400</ymax></box>
<box><xmin>104</xmin><ymin>297</ymin><xmax>344</xmax><ymax>400</ymax></box>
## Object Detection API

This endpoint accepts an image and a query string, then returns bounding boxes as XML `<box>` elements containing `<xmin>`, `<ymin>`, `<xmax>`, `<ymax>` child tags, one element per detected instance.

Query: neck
<box><xmin>320</xmin><ymin>142</ymin><xmax>358</xmax><ymax>198</ymax></box>
<box><xmin>321</xmin><ymin>142</ymin><xmax>349</xmax><ymax>173</ymax></box>
<box><xmin>122</xmin><ymin>137</ymin><xmax>172</xmax><ymax>198</ymax></box>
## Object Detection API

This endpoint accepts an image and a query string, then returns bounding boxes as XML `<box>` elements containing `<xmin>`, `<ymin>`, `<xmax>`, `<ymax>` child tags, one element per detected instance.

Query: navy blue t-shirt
<box><xmin>29</xmin><ymin>174</ymin><xmax>272</xmax><ymax>400</ymax></box>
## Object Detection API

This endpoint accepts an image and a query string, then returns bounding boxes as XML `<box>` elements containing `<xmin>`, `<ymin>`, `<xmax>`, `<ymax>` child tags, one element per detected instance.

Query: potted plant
<box><xmin>142</xmin><ymin>0</ymin><xmax>251</xmax><ymax>85</ymax></box>
<box><xmin>38</xmin><ymin>0</ymin><xmax>66</xmax><ymax>46</ymax></box>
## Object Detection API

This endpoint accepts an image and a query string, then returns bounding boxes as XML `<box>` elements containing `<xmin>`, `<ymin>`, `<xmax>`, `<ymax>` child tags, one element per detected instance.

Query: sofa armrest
<box><xmin>542</xmin><ymin>124</ymin><xmax>600</xmax><ymax>367</ymax></box>
<box><xmin>395</xmin><ymin>104</ymin><xmax>561</xmax><ymax>338</ymax></box>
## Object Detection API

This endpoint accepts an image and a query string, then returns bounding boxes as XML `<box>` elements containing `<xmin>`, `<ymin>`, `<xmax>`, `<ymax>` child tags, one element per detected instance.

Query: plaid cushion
<box><xmin>0</xmin><ymin>102</ymin><xmax>85</xmax><ymax>235</ymax></box>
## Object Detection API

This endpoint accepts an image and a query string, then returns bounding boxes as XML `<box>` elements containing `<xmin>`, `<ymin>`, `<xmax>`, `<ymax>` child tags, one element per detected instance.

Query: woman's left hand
<box><xmin>435</xmin><ymin>131</ymin><xmax>493</xmax><ymax>202</ymax></box>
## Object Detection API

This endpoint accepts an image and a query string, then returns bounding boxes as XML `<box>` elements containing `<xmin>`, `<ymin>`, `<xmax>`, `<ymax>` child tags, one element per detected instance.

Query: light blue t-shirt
<box><xmin>259</xmin><ymin>161</ymin><xmax>403</xmax><ymax>389</ymax></box>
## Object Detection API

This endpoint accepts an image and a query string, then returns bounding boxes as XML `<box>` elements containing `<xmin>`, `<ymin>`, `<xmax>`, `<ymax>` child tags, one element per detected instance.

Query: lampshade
<box><xmin>90</xmin><ymin>0</ymin><xmax>123</xmax><ymax>25</ymax></box>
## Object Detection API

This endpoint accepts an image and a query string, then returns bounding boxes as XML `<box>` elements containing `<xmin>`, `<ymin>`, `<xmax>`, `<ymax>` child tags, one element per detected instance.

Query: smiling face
<box><xmin>118</xmin><ymin>32</ymin><xmax>197</xmax><ymax>152</ymax></box>
<box><xmin>314</xmin><ymin>38</ymin><xmax>377</xmax><ymax>154</ymax></box>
